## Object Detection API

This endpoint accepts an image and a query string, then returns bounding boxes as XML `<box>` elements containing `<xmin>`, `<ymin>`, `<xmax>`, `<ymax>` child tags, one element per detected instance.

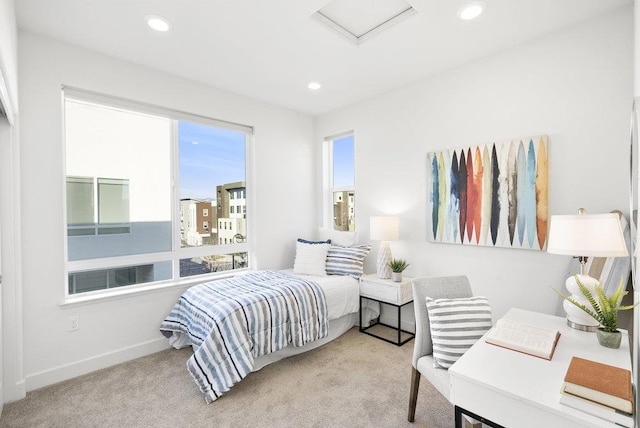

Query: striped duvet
<box><xmin>160</xmin><ymin>270</ymin><xmax>328</xmax><ymax>403</ymax></box>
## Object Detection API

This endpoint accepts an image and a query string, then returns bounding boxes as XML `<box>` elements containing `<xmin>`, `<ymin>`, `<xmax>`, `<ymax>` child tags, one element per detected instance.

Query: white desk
<box><xmin>449</xmin><ymin>308</ymin><xmax>633</xmax><ymax>428</ymax></box>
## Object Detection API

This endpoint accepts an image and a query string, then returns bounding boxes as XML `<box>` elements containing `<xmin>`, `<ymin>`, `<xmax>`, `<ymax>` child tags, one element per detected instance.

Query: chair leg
<box><xmin>408</xmin><ymin>367</ymin><xmax>420</xmax><ymax>422</ymax></box>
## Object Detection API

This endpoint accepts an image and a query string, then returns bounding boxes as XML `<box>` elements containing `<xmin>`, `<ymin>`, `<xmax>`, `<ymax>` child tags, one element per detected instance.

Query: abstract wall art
<box><xmin>427</xmin><ymin>135</ymin><xmax>548</xmax><ymax>250</ymax></box>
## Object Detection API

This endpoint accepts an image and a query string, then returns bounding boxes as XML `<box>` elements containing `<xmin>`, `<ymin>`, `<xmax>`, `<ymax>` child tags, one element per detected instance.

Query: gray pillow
<box><xmin>425</xmin><ymin>296</ymin><xmax>492</xmax><ymax>369</ymax></box>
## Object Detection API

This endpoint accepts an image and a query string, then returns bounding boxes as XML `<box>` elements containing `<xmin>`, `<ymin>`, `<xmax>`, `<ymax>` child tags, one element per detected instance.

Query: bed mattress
<box><xmin>279</xmin><ymin>269</ymin><xmax>360</xmax><ymax>320</ymax></box>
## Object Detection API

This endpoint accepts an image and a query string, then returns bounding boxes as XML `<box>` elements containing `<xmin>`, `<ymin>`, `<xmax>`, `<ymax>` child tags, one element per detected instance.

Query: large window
<box><xmin>325</xmin><ymin>133</ymin><xmax>355</xmax><ymax>231</ymax></box>
<box><xmin>64</xmin><ymin>89</ymin><xmax>251</xmax><ymax>296</ymax></box>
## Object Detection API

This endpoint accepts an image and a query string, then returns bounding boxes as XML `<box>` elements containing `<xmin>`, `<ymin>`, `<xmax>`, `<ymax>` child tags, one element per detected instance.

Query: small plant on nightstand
<box><xmin>388</xmin><ymin>259</ymin><xmax>409</xmax><ymax>282</ymax></box>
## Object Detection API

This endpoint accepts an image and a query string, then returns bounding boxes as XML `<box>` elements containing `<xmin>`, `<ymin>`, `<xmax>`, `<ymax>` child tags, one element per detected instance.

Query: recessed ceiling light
<box><xmin>146</xmin><ymin>15</ymin><xmax>171</xmax><ymax>32</ymax></box>
<box><xmin>308</xmin><ymin>82</ymin><xmax>322</xmax><ymax>90</ymax></box>
<box><xmin>458</xmin><ymin>1</ymin><xmax>486</xmax><ymax>21</ymax></box>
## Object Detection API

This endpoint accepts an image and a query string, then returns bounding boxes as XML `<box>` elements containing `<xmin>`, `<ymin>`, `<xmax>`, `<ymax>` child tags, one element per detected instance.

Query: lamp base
<box><xmin>563</xmin><ymin>274</ymin><xmax>600</xmax><ymax>332</ymax></box>
<box><xmin>376</xmin><ymin>241</ymin><xmax>392</xmax><ymax>279</ymax></box>
<box><xmin>566</xmin><ymin>319</ymin><xmax>598</xmax><ymax>332</ymax></box>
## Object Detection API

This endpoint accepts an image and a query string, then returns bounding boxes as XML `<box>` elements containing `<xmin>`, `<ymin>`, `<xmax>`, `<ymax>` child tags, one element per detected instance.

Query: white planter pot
<box><xmin>391</xmin><ymin>272</ymin><xmax>402</xmax><ymax>282</ymax></box>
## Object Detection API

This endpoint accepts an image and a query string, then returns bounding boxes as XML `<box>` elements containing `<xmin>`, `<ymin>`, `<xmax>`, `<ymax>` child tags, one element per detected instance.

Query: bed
<box><xmin>160</xmin><ymin>231</ymin><xmax>377</xmax><ymax>403</ymax></box>
<box><xmin>251</xmin><ymin>269</ymin><xmax>361</xmax><ymax>369</ymax></box>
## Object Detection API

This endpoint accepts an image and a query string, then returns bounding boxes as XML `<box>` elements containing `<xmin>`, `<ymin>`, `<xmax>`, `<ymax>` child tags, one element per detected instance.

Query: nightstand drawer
<box><xmin>359</xmin><ymin>275</ymin><xmax>412</xmax><ymax>305</ymax></box>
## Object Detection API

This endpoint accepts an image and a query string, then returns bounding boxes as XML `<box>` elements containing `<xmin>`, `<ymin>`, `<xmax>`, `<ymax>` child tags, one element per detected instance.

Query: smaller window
<box><xmin>203</xmin><ymin>208</ymin><xmax>209</xmax><ymax>216</ymax></box>
<box><xmin>230</xmin><ymin>206</ymin><xmax>235</xmax><ymax>214</ymax></box>
<box><xmin>68</xmin><ymin>262</ymin><xmax>170</xmax><ymax>295</ymax></box>
<box><xmin>203</xmin><ymin>222</ymin><xmax>209</xmax><ymax>229</ymax></box>
<box><xmin>179</xmin><ymin>252</ymin><xmax>248</xmax><ymax>277</ymax></box>
<box><xmin>326</xmin><ymin>133</ymin><xmax>355</xmax><ymax>232</ymax></box>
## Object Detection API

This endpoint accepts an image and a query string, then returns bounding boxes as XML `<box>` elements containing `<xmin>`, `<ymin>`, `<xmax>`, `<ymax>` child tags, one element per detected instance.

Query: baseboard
<box><xmin>25</xmin><ymin>338</ymin><xmax>171</xmax><ymax>392</ymax></box>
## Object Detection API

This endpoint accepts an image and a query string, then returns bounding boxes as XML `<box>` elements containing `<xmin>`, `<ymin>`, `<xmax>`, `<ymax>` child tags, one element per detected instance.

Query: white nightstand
<box><xmin>359</xmin><ymin>273</ymin><xmax>415</xmax><ymax>346</ymax></box>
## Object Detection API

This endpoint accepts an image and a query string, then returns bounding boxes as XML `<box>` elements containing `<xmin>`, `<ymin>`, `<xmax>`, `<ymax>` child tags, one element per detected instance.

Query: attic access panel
<box><xmin>313</xmin><ymin>0</ymin><xmax>416</xmax><ymax>44</ymax></box>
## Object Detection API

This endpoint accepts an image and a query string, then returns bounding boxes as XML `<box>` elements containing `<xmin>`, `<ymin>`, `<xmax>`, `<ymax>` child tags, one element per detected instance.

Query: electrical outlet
<box><xmin>68</xmin><ymin>315</ymin><xmax>79</xmax><ymax>332</ymax></box>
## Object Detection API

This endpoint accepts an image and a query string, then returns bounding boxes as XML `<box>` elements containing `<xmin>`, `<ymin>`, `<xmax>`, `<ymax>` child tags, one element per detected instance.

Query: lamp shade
<box><xmin>547</xmin><ymin>212</ymin><xmax>628</xmax><ymax>257</ymax></box>
<box><xmin>370</xmin><ymin>216</ymin><xmax>399</xmax><ymax>241</ymax></box>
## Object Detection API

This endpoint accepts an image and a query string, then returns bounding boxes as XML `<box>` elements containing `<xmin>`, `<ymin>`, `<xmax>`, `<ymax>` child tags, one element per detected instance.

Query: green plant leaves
<box><xmin>388</xmin><ymin>258</ymin><xmax>409</xmax><ymax>273</ymax></box>
<box><xmin>554</xmin><ymin>275</ymin><xmax>638</xmax><ymax>333</ymax></box>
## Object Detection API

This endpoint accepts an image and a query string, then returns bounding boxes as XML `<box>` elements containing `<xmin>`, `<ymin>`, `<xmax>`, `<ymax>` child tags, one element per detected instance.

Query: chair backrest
<box><xmin>411</xmin><ymin>276</ymin><xmax>473</xmax><ymax>368</ymax></box>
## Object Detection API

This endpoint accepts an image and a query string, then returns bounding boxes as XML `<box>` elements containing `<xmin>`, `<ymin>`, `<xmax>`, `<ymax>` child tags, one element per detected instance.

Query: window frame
<box><xmin>62</xmin><ymin>87</ymin><xmax>254</xmax><ymax>302</ymax></box>
<box><xmin>323</xmin><ymin>131</ymin><xmax>356</xmax><ymax>231</ymax></box>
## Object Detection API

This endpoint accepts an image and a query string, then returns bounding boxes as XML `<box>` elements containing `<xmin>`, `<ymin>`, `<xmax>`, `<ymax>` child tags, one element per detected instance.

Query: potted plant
<box><xmin>388</xmin><ymin>259</ymin><xmax>409</xmax><ymax>282</ymax></box>
<box><xmin>555</xmin><ymin>276</ymin><xmax>637</xmax><ymax>348</ymax></box>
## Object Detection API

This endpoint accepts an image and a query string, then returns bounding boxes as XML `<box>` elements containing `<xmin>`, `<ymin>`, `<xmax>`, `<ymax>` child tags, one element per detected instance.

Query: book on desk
<box><xmin>484</xmin><ymin>318</ymin><xmax>561</xmax><ymax>360</ymax></box>
<box><xmin>561</xmin><ymin>356</ymin><xmax>634</xmax><ymax>414</ymax></box>
<box><xmin>559</xmin><ymin>391</ymin><xmax>634</xmax><ymax>427</ymax></box>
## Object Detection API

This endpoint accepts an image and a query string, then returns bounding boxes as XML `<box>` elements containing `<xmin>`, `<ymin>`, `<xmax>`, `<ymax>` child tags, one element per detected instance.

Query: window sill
<box><xmin>59</xmin><ymin>268</ymin><xmax>250</xmax><ymax>308</ymax></box>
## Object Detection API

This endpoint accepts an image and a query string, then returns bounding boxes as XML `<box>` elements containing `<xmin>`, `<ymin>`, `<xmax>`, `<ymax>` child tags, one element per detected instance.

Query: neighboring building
<box><xmin>180</xmin><ymin>198</ymin><xmax>215</xmax><ymax>246</ymax></box>
<box><xmin>217</xmin><ymin>182</ymin><xmax>247</xmax><ymax>245</ymax></box>
<box><xmin>333</xmin><ymin>191</ymin><xmax>355</xmax><ymax>232</ymax></box>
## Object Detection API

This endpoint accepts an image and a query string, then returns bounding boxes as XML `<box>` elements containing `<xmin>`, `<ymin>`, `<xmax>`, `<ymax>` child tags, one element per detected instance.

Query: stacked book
<box><xmin>559</xmin><ymin>356</ymin><xmax>634</xmax><ymax>427</ymax></box>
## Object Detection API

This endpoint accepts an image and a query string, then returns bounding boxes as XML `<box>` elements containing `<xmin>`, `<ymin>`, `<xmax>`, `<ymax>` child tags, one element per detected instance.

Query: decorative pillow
<box><xmin>317</xmin><ymin>227</ymin><xmax>358</xmax><ymax>247</ymax></box>
<box><xmin>425</xmin><ymin>296</ymin><xmax>492</xmax><ymax>369</ymax></box>
<box><xmin>325</xmin><ymin>245</ymin><xmax>371</xmax><ymax>278</ymax></box>
<box><xmin>293</xmin><ymin>239</ymin><xmax>331</xmax><ymax>276</ymax></box>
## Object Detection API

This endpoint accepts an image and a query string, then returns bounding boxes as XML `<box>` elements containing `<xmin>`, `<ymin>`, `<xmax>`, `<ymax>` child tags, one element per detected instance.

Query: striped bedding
<box><xmin>160</xmin><ymin>270</ymin><xmax>328</xmax><ymax>403</ymax></box>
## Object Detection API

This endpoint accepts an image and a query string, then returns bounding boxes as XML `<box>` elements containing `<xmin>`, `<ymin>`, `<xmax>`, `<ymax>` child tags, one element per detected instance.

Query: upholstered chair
<box><xmin>408</xmin><ymin>275</ymin><xmax>480</xmax><ymax>427</ymax></box>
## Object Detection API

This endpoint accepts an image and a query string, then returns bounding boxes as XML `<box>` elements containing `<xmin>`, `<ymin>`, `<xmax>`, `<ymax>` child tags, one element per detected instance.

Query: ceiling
<box><xmin>16</xmin><ymin>0</ymin><xmax>632</xmax><ymax>116</ymax></box>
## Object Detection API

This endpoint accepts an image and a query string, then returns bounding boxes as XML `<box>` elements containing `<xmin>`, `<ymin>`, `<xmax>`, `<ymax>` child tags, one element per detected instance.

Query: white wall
<box><xmin>0</xmin><ymin>0</ymin><xmax>23</xmax><ymax>406</ymax></box>
<box><xmin>316</xmin><ymin>7</ymin><xmax>634</xmax><ymax>327</ymax></box>
<box><xmin>17</xmin><ymin>31</ymin><xmax>315</xmax><ymax>392</ymax></box>
<box><xmin>0</xmin><ymin>0</ymin><xmax>17</xmax><ymax>116</ymax></box>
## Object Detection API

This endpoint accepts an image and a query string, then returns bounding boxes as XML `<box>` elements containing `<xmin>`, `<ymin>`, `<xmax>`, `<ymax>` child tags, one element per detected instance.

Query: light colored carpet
<box><xmin>0</xmin><ymin>327</ymin><xmax>453</xmax><ymax>427</ymax></box>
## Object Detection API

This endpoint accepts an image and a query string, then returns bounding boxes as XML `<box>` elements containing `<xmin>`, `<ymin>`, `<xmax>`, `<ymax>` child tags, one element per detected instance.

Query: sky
<box><xmin>333</xmin><ymin>134</ymin><xmax>355</xmax><ymax>188</ymax></box>
<box><xmin>179</xmin><ymin>121</ymin><xmax>246</xmax><ymax>200</ymax></box>
<box><xmin>178</xmin><ymin>122</ymin><xmax>352</xmax><ymax>200</ymax></box>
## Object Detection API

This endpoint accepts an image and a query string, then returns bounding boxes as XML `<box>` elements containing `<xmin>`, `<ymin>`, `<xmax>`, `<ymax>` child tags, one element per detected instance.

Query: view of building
<box><xmin>179</xmin><ymin>182</ymin><xmax>248</xmax><ymax>276</ymax></box>
<box><xmin>333</xmin><ymin>191</ymin><xmax>355</xmax><ymax>232</ymax></box>
<box><xmin>216</xmin><ymin>181</ymin><xmax>247</xmax><ymax>245</ymax></box>
<box><xmin>180</xmin><ymin>198</ymin><xmax>215</xmax><ymax>246</ymax></box>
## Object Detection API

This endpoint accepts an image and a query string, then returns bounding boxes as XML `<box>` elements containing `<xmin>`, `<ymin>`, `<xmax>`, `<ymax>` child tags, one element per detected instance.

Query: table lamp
<box><xmin>547</xmin><ymin>209</ymin><xmax>628</xmax><ymax>331</ymax></box>
<box><xmin>370</xmin><ymin>216</ymin><xmax>399</xmax><ymax>279</ymax></box>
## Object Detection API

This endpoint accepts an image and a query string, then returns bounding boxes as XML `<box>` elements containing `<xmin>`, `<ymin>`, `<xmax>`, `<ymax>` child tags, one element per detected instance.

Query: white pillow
<box><xmin>317</xmin><ymin>227</ymin><xmax>358</xmax><ymax>247</ymax></box>
<box><xmin>293</xmin><ymin>240</ymin><xmax>330</xmax><ymax>276</ymax></box>
<box><xmin>425</xmin><ymin>296</ymin><xmax>492</xmax><ymax>369</ymax></box>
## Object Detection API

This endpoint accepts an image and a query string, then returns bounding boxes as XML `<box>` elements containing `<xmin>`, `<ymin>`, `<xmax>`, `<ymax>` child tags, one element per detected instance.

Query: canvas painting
<box><xmin>427</xmin><ymin>135</ymin><xmax>549</xmax><ymax>250</ymax></box>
